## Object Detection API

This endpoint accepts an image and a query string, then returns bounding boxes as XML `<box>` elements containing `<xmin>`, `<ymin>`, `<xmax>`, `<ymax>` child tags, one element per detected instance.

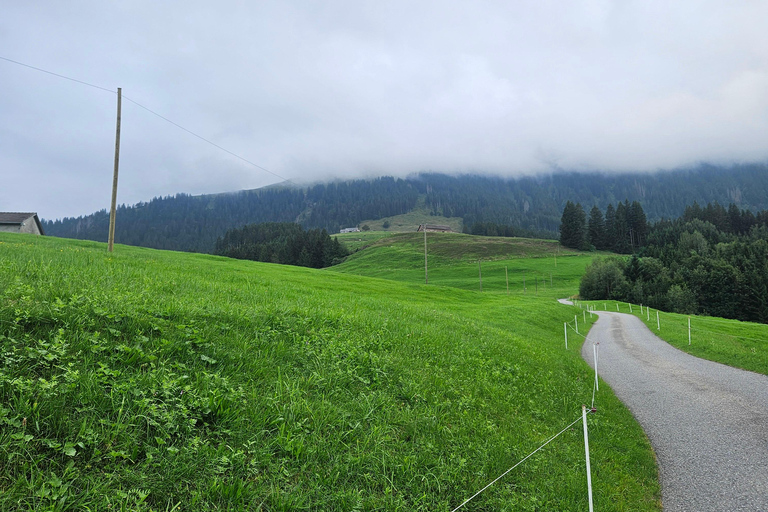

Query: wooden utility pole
<box><xmin>478</xmin><ymin>260</ymin><xmax>482</xmax><ymax>292</ymax></box>
<box><xmin>424</xmin><ymin>227</ymin><xmax>428</xmax><ymax>284</ymax></box>
<box><xmin>108</xmin><ymin>87</ymin><xmax>122</xmax><ymax>253</ymax></box>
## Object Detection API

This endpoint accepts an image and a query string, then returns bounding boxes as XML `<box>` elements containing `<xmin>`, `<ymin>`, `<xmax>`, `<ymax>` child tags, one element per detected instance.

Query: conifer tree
<box><xmin>604</xmin><ymin>203</ymin><xmax>616</xmax><ymax>251</ymax></box>
<box><xmin>560</xmin><ymin>201</ymin><xmax>587</xmax><ymax>249</ymax></box>
<box><xmin>614</xmin><ymin>201</ymin><xmax>631</xmax><ymax>253</ymax></box>
<box><xmin>588</xmin><ymin>206</ymin><xmax>606</xmax><ymax>250</ymax></box>
<box><xmin>628</xmin><ymin>201</ymin><xmax>648</xmax><ymax>248</ymax></box>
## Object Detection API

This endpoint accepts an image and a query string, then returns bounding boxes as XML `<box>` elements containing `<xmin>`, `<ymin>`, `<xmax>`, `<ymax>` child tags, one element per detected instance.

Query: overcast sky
<box><xmin>2</xmin><ymin>1</ymin><xmax>768</xmax><ymax>220</ymax></box>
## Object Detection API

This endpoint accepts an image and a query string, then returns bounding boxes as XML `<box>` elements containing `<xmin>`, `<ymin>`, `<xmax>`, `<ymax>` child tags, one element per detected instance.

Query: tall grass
<box><xmin>0</xmin><ymin>233</ymin><xmax>658</xmax><ymax>510</ymax></box>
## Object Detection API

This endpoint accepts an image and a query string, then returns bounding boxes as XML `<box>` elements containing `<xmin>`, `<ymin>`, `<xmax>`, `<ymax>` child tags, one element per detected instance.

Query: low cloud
<box><xmin>2</xmin><ymin>1</ymin><xmax>768</xmax><ymax>219</ymax></box>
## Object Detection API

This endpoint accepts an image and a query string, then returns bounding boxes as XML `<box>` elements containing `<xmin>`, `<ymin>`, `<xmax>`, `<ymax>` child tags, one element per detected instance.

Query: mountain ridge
<box><xmin>43</xmin><ymin>163</ymin><xmax>768</xmax><ymax>253</ymax></box>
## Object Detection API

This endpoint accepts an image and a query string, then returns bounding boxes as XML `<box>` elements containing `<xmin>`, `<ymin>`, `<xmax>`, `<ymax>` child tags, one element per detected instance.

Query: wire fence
<box><xmin>450</xmin><ymin>302</ymin><xmax>600</xmax><ymax>510</ymax></box>
<box><xmin>450</xmin><ymin>410</ymin><xmax>594</xmax><ymax>512</ymax></box>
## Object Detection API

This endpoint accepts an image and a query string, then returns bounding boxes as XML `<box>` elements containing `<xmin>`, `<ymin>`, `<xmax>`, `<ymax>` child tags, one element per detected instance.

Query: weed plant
<box><xmin>0</xmin><ymin>233</ymin><xmax>658</xmax><ymax>510</ymax></box>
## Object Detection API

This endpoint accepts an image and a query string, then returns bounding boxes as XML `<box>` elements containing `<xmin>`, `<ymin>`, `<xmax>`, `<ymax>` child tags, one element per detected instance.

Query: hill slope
<box><xmin>0</xmin><ymin>232</ymin><xmax>658</xmax><ymax>510</ymax></box>
<box><xmin>335</xmin><ymin>231</ymin><xmax>594</xmax><ymax>297</ymax></box>
<box><xmin>43</xmin><ymin>163</ymin><xmax>768</xmax><ymax>253</ymax></box>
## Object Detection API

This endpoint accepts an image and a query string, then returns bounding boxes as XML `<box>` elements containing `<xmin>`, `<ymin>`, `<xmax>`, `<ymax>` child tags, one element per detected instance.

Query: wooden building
<box><xmin>417</xmin><ymin>224</ymin><xmax>452</xmax><ymax>233</ymax></box>
<box><xmin>0</xmin><ymin>212</ymin><xmax>45</xmax><ymax>235</ymax></box>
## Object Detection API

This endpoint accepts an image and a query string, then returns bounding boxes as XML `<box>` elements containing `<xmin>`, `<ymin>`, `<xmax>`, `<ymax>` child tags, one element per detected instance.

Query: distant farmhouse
<box><xmin>340</xmin><ymin>227</ymin><xmax>360</xmax><ymax>233</ymax></box>
<box><xmin>417</xmin><ymin>224</ymin><xmax>452</xmax><ymax>233</ymax></box>
<box><xmin>0</xmin><ymin>212</ymin><xmax>44</xmax><ymax>235</ymax></box>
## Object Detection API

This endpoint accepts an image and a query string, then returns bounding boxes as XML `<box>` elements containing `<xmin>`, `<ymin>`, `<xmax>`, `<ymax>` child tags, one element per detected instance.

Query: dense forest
<box><xmin>43</xmin><ymin>163</ymin><xmax>768</xmax><ymax>254</ymax></box>
<box><xmin>560</xmin><ymin>200</ymin><xmax>648</xmax><ymax>252</ymax></box>
<box><xmin>462</xmin><ymin>221</ymin><xmax>539</xmax><ymax>238</ymax></box>
<box><xmin>44</xmin><ymin>178</ymin><xmax>417</xmax><ymax>253</ymax></box>
<box><xmin>214</xmin><ymin>223</ymin><xmax>348</xmax><ymax>268</ymax></box>
<box><xmin>580</xmin><ymin>202</ymin><xmax>768</xmax><ymax>323</ymax></box>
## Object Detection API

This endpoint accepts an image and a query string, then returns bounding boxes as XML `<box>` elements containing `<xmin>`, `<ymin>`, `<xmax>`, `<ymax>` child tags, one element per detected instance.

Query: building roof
<box><xmin>418</xmin><ymin>224</ymin><xmax>452</xmax><ymax>232</ymax></box>
<box><xmin>0</xmin><ymin>212</ymin><xmax>44</xmax><ymax>234</ymax></box>
<box><xmin>0</xmin><ymin>212</ymin><xmax>38</xmax><ymax>224</ymax></box>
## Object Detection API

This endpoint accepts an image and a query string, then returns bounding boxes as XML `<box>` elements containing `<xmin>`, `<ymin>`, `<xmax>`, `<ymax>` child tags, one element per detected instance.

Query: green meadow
<box><xmin>336</xmin><ymin>232</ymin><xmax>592</xmax><ymax>299</ymax></box>
<box><xmin>354</xmin><ymin>200</ymin><xmax>464</xmax><ymax>233</ymax></box>
<box><xmin>0</xmin><ymin>232</ymin><xmax>659</xmax><ymax>510</ymax></box>
<box><xmin>578</xmin><ymin>300</ymin><xmax>768</xmax><ymax>376</ymax></box>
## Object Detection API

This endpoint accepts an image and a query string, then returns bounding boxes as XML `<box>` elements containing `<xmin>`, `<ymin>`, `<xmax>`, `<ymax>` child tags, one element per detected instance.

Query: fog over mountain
<box><xmin>2</xmin><ymin>2</ymin><xmax>768</xmax><ymax>220</ymax></box>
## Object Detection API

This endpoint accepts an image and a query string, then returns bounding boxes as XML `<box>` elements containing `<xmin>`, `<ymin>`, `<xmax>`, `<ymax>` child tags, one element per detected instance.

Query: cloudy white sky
<box><xmin>2</xmin><ymin>1</ymin><xmax>768</xmax><ymax>220</ymax></box>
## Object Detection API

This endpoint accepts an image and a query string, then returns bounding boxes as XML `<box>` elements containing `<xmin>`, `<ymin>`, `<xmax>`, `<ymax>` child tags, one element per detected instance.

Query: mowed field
<box><xmin>0</xmin><ymin>232</ymin><xmax>659</xmax><ymax>511</ymax></box>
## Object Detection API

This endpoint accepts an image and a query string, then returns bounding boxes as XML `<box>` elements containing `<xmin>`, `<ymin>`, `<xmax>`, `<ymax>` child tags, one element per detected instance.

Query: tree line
<box><xmin>560</xmin><ymin>200</ymin><xmax>648</xmax><ymax>253</ymax></box>
<box><xmin>461</xmin><ymin>221</ymin><xmax>540</xmax><ymax>238</ymax></box>
<box><xmin>579</xmin><ymin>201</ymin><xmax>768</xmax><ymax>323</ymax></box>
<box><xmin>42</xmin><ymin>163</ymin><xmax>768</xmax><ymax>254</ymax></box>
<box><xmin>44</xmin><ymin>177</ymin><xmax>418</xmax><ymax>253</ymax></box>
<box><xmin>214</xmin><ymin>222</ymin><xmax>349</xmax><ymax>269</ymax></box>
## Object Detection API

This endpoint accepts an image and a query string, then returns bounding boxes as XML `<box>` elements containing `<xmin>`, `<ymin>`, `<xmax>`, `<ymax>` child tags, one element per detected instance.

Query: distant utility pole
<box><xmin>108</xmin><ymin>87</ymin><xmax>122</xmax><ymax>253</ymax></box>
<box><xmin>478</xmin><ymin>259</ymin><xmax>483</xmax><ymax>292</ymax></box>
<box><xmin>424</xmin><ymin>227</ymin><xmax>428</xmax><ymax>284</ymax></box>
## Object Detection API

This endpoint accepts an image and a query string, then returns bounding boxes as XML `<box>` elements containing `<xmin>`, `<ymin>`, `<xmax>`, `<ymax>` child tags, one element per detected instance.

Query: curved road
<box><xmin>582</xmin><ymin>310</ymin><xmax>768</xmax><ymax>511</ymax></box>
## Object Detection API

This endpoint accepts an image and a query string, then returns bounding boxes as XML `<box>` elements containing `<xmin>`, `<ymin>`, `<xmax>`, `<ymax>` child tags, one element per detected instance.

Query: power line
<box><xmin>121</xmin><ymin>95</ymin><xmax>290</xmax><ymax>183</ymax></box>
<box><xmin>0</xmin><ymin>55</ymin><xmax>291</xmax><ymax>185</ymax></box>
<box><xmin>0</xmin><ymin>56</ymin><xmax>114</xmax><ymax>93</ymax></box>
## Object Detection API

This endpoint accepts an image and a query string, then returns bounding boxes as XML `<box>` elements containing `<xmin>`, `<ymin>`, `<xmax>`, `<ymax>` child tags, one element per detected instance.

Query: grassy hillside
<box><xmin>0</xmin><ymin>233</ymin><xmax>658</xmax><ymax>510</ymax></box>
<box><xmin>357</xmin><ymin>207</ymin><xmax>463</xmax><ymax>233</ymax></box>
<box><xmin>335</xmin><ymin>231</ymin><xmax>593</xmax><ymax>299</ymax></box>
<box><xmin>334</xmin><ymin>231</ymin><xmax>394</xmax><ymax>252</ymax></box>
<box><xmin>578</xmin><ymin>300</ymin><xmax>768</xmax><ymax>376</ymax></box>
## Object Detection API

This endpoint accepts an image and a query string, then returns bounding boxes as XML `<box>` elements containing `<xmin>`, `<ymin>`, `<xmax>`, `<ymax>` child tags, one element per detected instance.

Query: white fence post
<box><xmin>657</xmin><ymin>310</ymin><xmax>660</xmax><ymax>331</ymax></box>
<box><xmin>688</xmin><ymin>317</ymin><xmax>691</xmax><ymax>345</ymax></box>
<box><xmin>575</xmin><ymin>315</ymin><xmax>579</xmax><ymax>334</ymax></box>
<box><xmin>582</xmin><ymin>405</ymin><xmax>594</xmax><ymax>512</ymax></box>
<box><xmin>593</xmin><ymin>343</ymin><xmax>599</xmax><ymax>391</ymax></box>
<box><xmin>564</xmin><ymin>322</ymin><xmax>568</xmax><ymax>349</ymax></box>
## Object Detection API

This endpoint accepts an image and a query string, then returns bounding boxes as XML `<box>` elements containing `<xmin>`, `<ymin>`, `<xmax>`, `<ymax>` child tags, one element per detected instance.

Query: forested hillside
<box><xmin>43</xmin><ymin>163</ymin><xmax>768</xmax><ymax>253</ymax></box>
<box><xmin>580</xmin><ymin>201</ymin><xmax>768</xmax><ymax>323</ymax></box>
<box><xmin>214</xmin><ymin>222</ymin><xmax>348</xmax><ymax>268</ymax></box>
<box><xmin>44</xmin><ymin>178</ymin><xmax>418</xmax><ymax>253</ymax></box>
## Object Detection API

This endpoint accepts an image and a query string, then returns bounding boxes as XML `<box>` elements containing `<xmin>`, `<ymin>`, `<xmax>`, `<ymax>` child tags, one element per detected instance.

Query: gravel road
<box><xmin>582</xmin><ymin>310</ymin><xmax>768</xmax><ymax>511</ymax></box>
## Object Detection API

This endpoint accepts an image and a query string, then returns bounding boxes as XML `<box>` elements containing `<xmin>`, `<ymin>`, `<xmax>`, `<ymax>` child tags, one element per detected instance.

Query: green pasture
<box><xmin>333</xmin><ymin>231</ymin><xmax>394</xmax><ymax>252</ymax></box>
<box><xmin>334</xmin><ymin>231</ymin><xmax>592</xmax><ymax>299</ymax></box>
<box><xmin>356</xmin><ymin>208</ymin><xmax>463</xmax><ymax>233</ymax></box>
<box><xmin>578</xmin><ymin>300</ymin><xmax>768</xmax><ymax>376</ymax></box>
<box><xmin>0</xmin><ymin>232</ymin><xmax>658</xmax><ymax>510</ymax></box>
